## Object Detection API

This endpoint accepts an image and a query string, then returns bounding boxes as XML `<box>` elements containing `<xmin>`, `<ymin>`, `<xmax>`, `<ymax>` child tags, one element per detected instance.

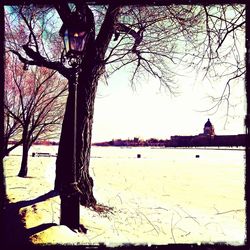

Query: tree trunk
<box><xmin>77</xmin><ymin>76</ymin><xmax>97</xmax><ymax>207</ymax></box>
<box><xmin>55</xmin><ymin>67</ymin><xmax>100</xmax><ymax>207</ymax></box>
<box><xmin>54</xmin><ymin>3</ymin><xmax>120</xmax><ymax>209</ymax></box>
<box><xmin>3</xmin><ymin>138</ymin><xmax>23</xmax><ymax>157</ymax></box>
<box><xmin>2</xmin><ymin>138</ymin><xmax>8</xmax><ymax>157</ymax></box>
<box><xmin>18</xmin><ymin>133</ymin><xmax>30</xmax><ymax>177</ymax></box>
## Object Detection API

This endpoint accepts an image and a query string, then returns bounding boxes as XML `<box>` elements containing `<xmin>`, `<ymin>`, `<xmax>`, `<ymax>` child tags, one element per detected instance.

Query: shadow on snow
<box><xmin>2</xmin><ymin>190</ymin><xmax>58</xmax><ymax>247</ymax></box>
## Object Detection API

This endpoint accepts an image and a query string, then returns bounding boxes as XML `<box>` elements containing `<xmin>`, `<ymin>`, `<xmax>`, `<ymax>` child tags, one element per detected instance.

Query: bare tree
<box><xmin>6</xmin><ymin>3</ymin><xmax>245</xmax><ymax>207</ymax></box>
<box><xmin>189</xmin><ymin>5</ymin><xmax>245</xmax><ymax>122</ymax></box>
<box><xmin>4</xmin><ymin>48</ymin><xmax>67</xmax><ymax>176</ymax></box>
<box><xmin>3</xmin><ymin>73</ymin><xmax>23</xmax><ymax>156</ymax></box>
<box><xmin>3</xmin><ymin>111</ymin><xmax>22</xmax><ymax>157</ymax></box>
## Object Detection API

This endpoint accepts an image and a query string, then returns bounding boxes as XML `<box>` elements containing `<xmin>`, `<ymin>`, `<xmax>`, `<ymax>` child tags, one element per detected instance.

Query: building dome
<box><xmin>203</xmin><ymin>119</ymin><xmax>215</xmax><ymax>136</ymax></box>
<box><xmin>204</xmin><ymin>119</ymin><xmax>212</xmax><ymax>128</ymax></box>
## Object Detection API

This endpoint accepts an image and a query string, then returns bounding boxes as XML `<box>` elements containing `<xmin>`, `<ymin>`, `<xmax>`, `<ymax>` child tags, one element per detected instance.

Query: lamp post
<box><xmin>59</xmin><ymin>11</ymin><xmax>90</xmax><ymax>232</ymax></box>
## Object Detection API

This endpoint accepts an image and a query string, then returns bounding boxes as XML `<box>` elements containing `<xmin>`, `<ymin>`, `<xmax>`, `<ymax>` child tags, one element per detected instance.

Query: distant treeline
<box><xmin>8</xmin><ymin>140</ymin><xmax>59</xmax><ymax>146</ymax></box>
<box><xmin>93</xmin><ymin>134</ymin><xmax>246</xmax><ymax>148</ymax></box>
<box><xmin>9</xmin><ymin>134</ymin><xmax>246</xmax><ymax>148</ymax></box>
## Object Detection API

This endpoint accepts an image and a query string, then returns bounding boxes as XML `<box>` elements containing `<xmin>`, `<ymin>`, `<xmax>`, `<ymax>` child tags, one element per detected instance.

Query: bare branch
<box><xmin>10</xmin><ymin>46</ymin><xmax>70</xmax><ymax>78</ymax></box>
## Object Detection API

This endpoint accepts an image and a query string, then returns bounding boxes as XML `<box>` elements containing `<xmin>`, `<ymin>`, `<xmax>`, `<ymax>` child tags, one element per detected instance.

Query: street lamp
<box><xmin>59</xmin><ymin>11</ymin><xmax>90</xmax><ymax>232</ymax></box>
<box><xmin>60</xmin><ymin>11</ymin><xmax>90</xmax><ymax>68</ymax></box>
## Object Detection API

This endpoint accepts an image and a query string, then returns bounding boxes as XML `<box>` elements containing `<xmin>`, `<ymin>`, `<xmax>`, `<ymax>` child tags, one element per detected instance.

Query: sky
<box><xmin>89</xmin><ymin>5</ymin><xmax>247</xmax><ymax>143</ymax></box>
<box><xmin>4</xmin><ymin>5</ymin><xmax>246</xmax><ymax>144</ymax></box>
<box><xmin>92</xmin><ymin>66</ymin><xmax>246</xmax><ymax>143</ymax></box>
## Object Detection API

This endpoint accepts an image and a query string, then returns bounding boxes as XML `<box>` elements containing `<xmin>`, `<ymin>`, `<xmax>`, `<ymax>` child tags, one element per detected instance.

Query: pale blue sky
<box><xmin>92</xmin><ymin>67</ymin><xmax>246</xmax><ymax>143</ymax></box>
<box><xmin>4</xmin><ymin>5</ymin><xmax>246</xmax><ymax>144</ymax></box>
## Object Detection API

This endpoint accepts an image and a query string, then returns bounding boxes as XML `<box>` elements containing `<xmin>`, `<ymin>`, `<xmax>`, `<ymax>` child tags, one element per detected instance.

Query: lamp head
<box><xmin>60</xmin><ymin>11</ymin><xmax>91</xmax><ymax>65</ymax></box>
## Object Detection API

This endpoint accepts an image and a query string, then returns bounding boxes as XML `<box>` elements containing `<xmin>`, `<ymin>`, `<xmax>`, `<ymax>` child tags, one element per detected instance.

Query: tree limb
<box><xmin>53</xmin><ymin>3</ymin><xmax>71</xmax><ymax>26</ymax></box>
<box><xmin>10</xmin><ymin>46</ymin><xmax>70</xmax><ymax>78</ymax></box>
<box><xmin>96</xmin><ymin>4</ymin><xmax>121</xmax><ymax>59</ymax></box>
<box><xmin>19</xmin><ymin>6</ymin><xmax>39</xmax><ymax>52</ymax></box>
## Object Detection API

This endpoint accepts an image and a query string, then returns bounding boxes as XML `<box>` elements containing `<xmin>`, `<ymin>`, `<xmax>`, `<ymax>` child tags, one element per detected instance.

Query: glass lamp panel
<box><xmin>69</xmin><ymin>31</ymin><xmax>87</xmax><ymax>53</ymax></box>
<box><xmin>63</xmin><ymin>29</ymin><xmax>70</xmax><ymax>53</ymax></box>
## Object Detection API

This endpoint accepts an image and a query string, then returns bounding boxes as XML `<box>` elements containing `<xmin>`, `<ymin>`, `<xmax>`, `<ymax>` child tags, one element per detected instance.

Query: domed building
<box><xmin>203</xmin><ymin>119</ymin><xmax>215</xmax><ymax>136</ymax></box>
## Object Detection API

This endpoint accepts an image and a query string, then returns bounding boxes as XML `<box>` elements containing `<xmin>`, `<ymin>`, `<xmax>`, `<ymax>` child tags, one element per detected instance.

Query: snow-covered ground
<box><xmin>3</xmin><ymin>146</ymin><xmax>246</xmax><ymax>246</ymax></box>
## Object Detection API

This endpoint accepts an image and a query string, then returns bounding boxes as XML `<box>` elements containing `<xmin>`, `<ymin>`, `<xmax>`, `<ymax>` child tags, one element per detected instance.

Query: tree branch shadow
<box><xmin>2</xmin><ymin>190</ymin><xmax>59</xmax><ymax>247</ymax></box>
<box><xmin>13</xmin><ymin>190</ymin><xmax>58</xmax><ymax>208</ymax></box>
<box><xmin>27</xmin><ymin>223</ymin><xmax>57</xmax><ymax>237</ymax></box>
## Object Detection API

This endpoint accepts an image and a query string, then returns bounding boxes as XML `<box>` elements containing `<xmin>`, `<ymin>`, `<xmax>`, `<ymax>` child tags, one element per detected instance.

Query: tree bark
<box><xmin>54</xmin><ymin>33</ymin><xmax>101</xmax><ymax>207</ymax></box>
<box><xmin>3</xmin><ymin>139</ymin><xmax>23</xmax><ymax>157</ymax></box>
<box><xmin>55</xmin><ymin>69</ymin><xmax>99</xmax><ymax>207</ymax></box>
<box><xmin>2</xmin><ymin>138</ymin><xmax>8</xmax><ymax>157</ymax></box>
<box><xmin>76</xmin><ymin>72</ymin><xmax>99</xmax><ymax>207</ymax></box>
<box><xmin>18</xmin><ymin>131</ymin><xmax>30</xmax><ymax>177</ymax></box>
<box><xmin>54</xmin><ymin>3</ymin><xmax>121</xmax><ymax>208</ymax></box>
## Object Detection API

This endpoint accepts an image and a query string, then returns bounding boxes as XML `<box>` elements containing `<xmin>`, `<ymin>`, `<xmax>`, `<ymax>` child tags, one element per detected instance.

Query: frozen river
<box><xmin>5</xmin><ymin>146</ymin><xmax>246</xmax><ymax>245</ymax></box>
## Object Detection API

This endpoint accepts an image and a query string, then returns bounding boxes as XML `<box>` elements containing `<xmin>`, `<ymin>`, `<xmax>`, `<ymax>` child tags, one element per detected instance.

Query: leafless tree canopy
<box><xmin>99</xmin><ymin>5</ymin><xmax>245</xmax><ymax>95</ymax></box>
<box><xmin>4</xmin><ymin>54</ymin><xmax>67</xmax><ymax>142</ymax></box>
<box><xmin>6</xmin><ymin>4</ymin><xmax>245</xmax><ymax>91</ymax></box>
<box><xmin>4</xmin><ymin>9</ymin><xmax>67</xmax><ymax>159</ymax></box>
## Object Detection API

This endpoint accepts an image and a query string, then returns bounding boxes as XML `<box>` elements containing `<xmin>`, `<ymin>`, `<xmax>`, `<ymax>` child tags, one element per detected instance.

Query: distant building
<box><xmin>203</xmin><ymin>119</ymin><xmax>215</xmax><ymax>136</ymax></box>
<box><xmin>93</xmin><ymin>118</ymin><xmax>246</xmax><ymax>148</ymax></box>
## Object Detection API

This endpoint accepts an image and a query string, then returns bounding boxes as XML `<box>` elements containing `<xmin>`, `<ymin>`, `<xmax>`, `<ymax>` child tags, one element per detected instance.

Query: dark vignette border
<box><xmin>0</xmin><ymin>0</ymin><xmax>249</xmax><ymax>249</ymax></box>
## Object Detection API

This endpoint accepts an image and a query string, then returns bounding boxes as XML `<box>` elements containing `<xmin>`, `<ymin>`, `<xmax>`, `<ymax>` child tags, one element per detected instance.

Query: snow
<box><xmin>3</xmin><ymin>146</ymin><xmax>246</xmax><ymax>246</ymax></box>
